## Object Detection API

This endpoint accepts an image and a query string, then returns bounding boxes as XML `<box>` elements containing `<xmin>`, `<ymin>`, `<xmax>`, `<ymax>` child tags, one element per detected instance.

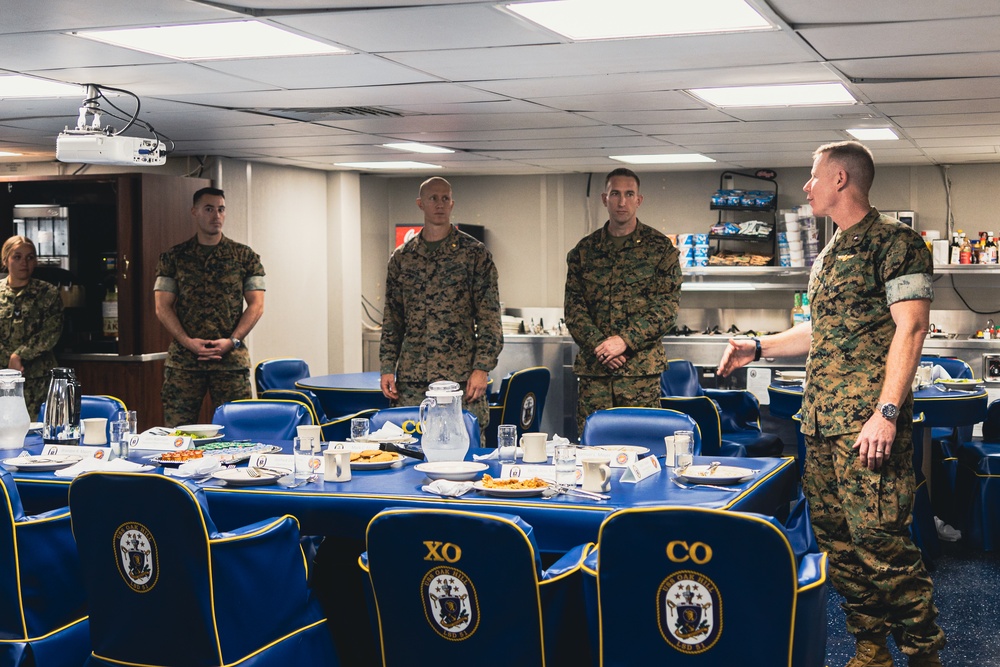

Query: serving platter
<box><xmin>1</xmin><ymin>454</ymin><xmax>82</xmax><ymax>472</ymax></box>
<box><xmin>472</xmin><ymin>480</ymin><xmax>549</xmax><ymax>497</ymax></box>
<box><xmin>414</xmin><ymin>461</ymin><xmax>488</xmax><ymax>481</ymax></box>
<box><xmin>351</xmin><ymin>454</ymin><xmax>402</xmax><ymax>470</ymax></box>
<box><xmin>212</xmin><ymin>467</ymin><xmax>289</xmax><ymax>486</ymax></box>
<box><xmin>676</xmin><ymin>465</ymin><xmax>754</xmax><ymax>485</ymax></box>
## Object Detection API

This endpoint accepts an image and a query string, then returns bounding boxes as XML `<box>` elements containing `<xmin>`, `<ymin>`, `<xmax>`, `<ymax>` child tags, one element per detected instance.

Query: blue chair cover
<box><xmin>212</xmin><ymin>399</ymin><xmax>313</xmax><ymax>441</ymax></box>
<box><xmin>0</xmin><ymin>469</ymin><xmax>89</xmax><ymax>667</ymax></box>
<box><xmin>359</xmin><ymin>508</ymin><xmax>592</xmax><ymax>667</ymax></box>
<box><xmin>254</xmin><ymin>357</ymin><xmax>312</xmax><ymax>393</ymax></box>
<box><xmin>662</xmin><ymin>359</ymin><xmax>783</xmax><ymax>457</ymax></box>
<box><xmin>39</xmin><ymin>394</ymin><xmax>127</xmax><ymax>442</ymax></box>
<box><xmin>68</xmin><ymin>472</ymin><xmax>338</xmax><ymax>667</ymax></box>
<box><xmin>909</xmin><ymin>413</ymin><xmax>940</xmax><ymax>563</ymax></box>
<box><xmin>259</xmin><ymin>388</ymin><xmax>328</xmax><ymax>424</ymax></box>
<box><xmin>580</xmin><ymin>407</ymin><xmax>702</xmax><ymax>457</ymax></box>
<box><xmin>956</xmin><ymin>399</ymin><xmax>1000</xmax><ymax>550</ymax></box>
<box><xmin>486</xmin><ymin>367</ymin><xmax>550</xmax><ymax>447</ymax></box>
<box><xmin>319</xmin><ymin>408</ymin><xmax>379</xmax><ymax>443</ymax></box>
<box><xmin>658</xmin><ymin>396</ymin><xmax>747</xmax><ymax>457</ymax></box>
<box><xmin>369</xmin><ymin>406</ymin><xmax>480</xmax><ymax>453</ymax></box>
<box><xmin>582</xmin><ymin>500</ymin><xmax>828</xmax><ymax>667</ymax></box>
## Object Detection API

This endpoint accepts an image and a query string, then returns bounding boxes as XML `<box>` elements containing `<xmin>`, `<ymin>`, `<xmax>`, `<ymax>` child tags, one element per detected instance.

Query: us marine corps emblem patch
<box><xmin>114</xmin><ymin>522</ymin><xmax>158</xmax><ymax>592</ymax></box>
<box><xmin>422</xmin><ymin>566</ymin><xmax>479</xmax><ymax>640</ymax></box>
<box><xmin>657</xmin><ymin>570</ymin><xmax>722</xmax><ymax>654</ymax></box>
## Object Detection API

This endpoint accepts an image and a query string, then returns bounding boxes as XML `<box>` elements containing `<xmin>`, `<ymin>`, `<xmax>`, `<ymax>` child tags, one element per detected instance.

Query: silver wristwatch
<box><xmin>875</xmin><ymin>401</ymin><xmax>898</xmax><ymax>421</ymax></box>
<box><xmin>230</xmin><ymin>337</ymin><xmax>242</xmax><ymax>350</ymax></box>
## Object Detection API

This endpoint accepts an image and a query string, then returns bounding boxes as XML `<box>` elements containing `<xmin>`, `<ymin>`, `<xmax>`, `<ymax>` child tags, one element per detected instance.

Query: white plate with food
<box><xmin>174</xmin><ymin>424</ymin><xmax>225</xmax><ymax>438</ymax></box>
<box><xmin>350</xmin><ymin>450</ymin><xmax>402</xmax><ymax>470</ymax></box>
<box><xmin>1</xmin><ymin>454</ymin><xmax>82</xmax><ymax>472</ymax></box>
<box><xmin>472</xmin><ymin>476</ymin><xmax>549</xmax><ymax>498</ymax></box>
<box><xmin>355</xmin><ymin>434</ymin><xmax>417</xmax><ymax>445</ymax></box>
<box><xmin>414</xmin><ymin>461</ymin><xmax>488</xmax><ymax>481</ymax></box>
<box><xmin>934</xmin><ymin>379</ymin><xmax>984</xmax><ymax>391</ymax></box>
<box><xmin>676</xmin><ymin>465</ymin><xmax>754</xmax><ymax>485</ymax></box>
<box><xmin>212</xmin><ymin>467</ymin><xmax>289</xmax><ymax>486</ymax></box>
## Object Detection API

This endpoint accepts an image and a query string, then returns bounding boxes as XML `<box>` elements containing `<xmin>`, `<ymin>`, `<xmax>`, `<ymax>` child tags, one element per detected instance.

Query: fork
<box><xmin>671</xmin><ymin>478</ymin><xmax>739</xmax><ymax>492</ymax></box>
<box><xmin>247</xmin><ymin>466</ymin><xmax>287</xmax><ymax>478</ymax></box>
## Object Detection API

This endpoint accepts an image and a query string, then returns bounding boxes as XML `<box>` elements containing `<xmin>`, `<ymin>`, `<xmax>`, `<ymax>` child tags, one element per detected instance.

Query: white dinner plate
<box><xmin>1</xmin><ymin>455</ymin><xmax>82</xmax><ymax>472</ymax></box>
<box><xmin>212</xmin><ymin>467</ymin><xmax>289</xmax><ymax>486</ymax></box>
<box><xmin>27</xmin><ymin>421</ymin><xmax>44</xmax><ymax>433</ymax></box>
<box><xmin>472</xmin><ymin>480</ymin><xmax>549</xmax><ymax>497</ymax></box>
<box><xmin>356</xmin><ymin>433</ymin><xmax>417</xmax><ymax>445</ymax></box>
<box><xmin>351</xmin><ymin>454</ymin><xmax>402</xmax><ymax>470</ymax></box>
<box><xmin>174</xmin><ymin>424</ymin><xmax>225</xmax><ymax>438</ymax></box>
<box><xmin>935</xmin><ymin>379</ymin><xmax>984</xmax><ymax>391</ymax></box>
<box><xmin>415</xmin><ymin>461</ymin><xmax>488</xmax><ymax>481</ymax></box>
<box><xmin>676</xmin><ymin>465</ymin><xmax>754</xmax><ymax>485</ymax></box>
<box><xmin>589</xmin><ymin>445</ymin><xmax>650</xmax><ymax>456</ymax></box>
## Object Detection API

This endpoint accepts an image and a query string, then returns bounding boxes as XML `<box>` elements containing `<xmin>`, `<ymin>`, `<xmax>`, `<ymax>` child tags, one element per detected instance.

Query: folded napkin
<box><xmin>164</xmin><ymin>457</ymin><xmax>223</xmax><ymax>479</ymax></box>
<box><xmin>422</xmin><ymin>480</ymin><xmax>474</xmax><ymax>497</ymax></box>
<box><xmin>474</xmin><ymin>448</ymin><xmax>522</xmax><ymax>461</ymax></box>
<box><xmin>931</xmin><ymin>365</ymin><xmax>952</xmax><ymax>381</ymax></box>
<box><xmin>55</xmin><ymin>457</ymin><xmax>155</xmax><ymax>478</ymax></box>
<box><xmin>366</xmin><ymin>422</ymin><xmax>406</xmax><ymax>440</ymax></box>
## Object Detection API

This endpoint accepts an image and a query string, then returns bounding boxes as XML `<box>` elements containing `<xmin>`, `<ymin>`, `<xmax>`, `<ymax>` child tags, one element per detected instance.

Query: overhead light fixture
<box><xmin>505</xmin><ymin>0</ymin><xmax>773</xmax><ymax>40</ymax></box>
<box><xmin>689</xmin><ymin>83</ymin><xmax>857</xmax><ymax>107</ymax></box>
<box><xmin>382</xmin><ymin>142</ymin><xmax>455</xmax><ymax>154</ymax></box>
<box><xmin>847</xmin><ymin>128</ymin><xmax>898</xmax><ymax>141</ymax></box>
<box><xmin>0</xmin><ymin>151</ymin><xmax>23</xmax><ymax>157</ymax></box>
<box><xmin>73</xmin><ymin>20</ymin><xmax>348</xmax><ymax>60</ymax></box>
<box><xmin>335</xmin><ymin>161</ymin><xmax>442</xmax><ymax>170</ymax></box>
<box><xmin>0</xmin><ymin>75</ymin><xmax>81</xmax><ymax>98</ymax></box>
<box><xmin>610</xmin><ymin>153</ymin><xmax>715</xmax><ymax>164</ymax></box>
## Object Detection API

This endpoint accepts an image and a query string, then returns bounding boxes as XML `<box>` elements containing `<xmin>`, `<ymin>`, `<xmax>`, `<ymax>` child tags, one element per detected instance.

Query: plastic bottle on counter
<box><xmin>791</xmin><ymin>292</ymin><xmax>804</xmax><ymax>326</ymax></box>
<box><xmin>950</xmin><ymin>231</ymin><xmax>962</xmax><ymax>264</ymax></box>
<box><xmin>959</xmin><ymin>233</ymin><xmax>973</xmax><ymax>264</ymax></box>
<box><xmin>986</xmin><ymin>232</ymin><xmax>998</xmax><ymax>264</ymax></box>
<box><xmin>801</xmin><ymin>292</ymin><xmax>811</xmax><ymax>322</ymax></box>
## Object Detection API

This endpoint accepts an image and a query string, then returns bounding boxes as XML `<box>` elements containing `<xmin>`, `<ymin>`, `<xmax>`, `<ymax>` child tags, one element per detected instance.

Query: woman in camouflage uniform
<box><xmin>0</xmin><ymin>236</ymin><xmax>63</xmax><ymax>417</ymax></box>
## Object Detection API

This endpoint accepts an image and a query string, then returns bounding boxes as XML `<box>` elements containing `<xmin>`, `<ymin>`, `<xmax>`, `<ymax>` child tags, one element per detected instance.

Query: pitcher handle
<box><xmin>418</xmin><ymin>397</ymin><xmax>435</xmax><ymax>431</ymax></box>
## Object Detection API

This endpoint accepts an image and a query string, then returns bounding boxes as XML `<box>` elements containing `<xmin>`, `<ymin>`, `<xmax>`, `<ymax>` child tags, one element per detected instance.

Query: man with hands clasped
<box><xmin>718</xmin><ymin>142</ymin><xmax>944</xmax><ymax>667</ymax></box>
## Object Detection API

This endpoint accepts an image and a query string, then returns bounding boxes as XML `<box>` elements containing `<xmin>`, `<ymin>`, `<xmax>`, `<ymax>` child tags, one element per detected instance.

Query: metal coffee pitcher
<box><xmin>418</xmin><ymin>381</ymin><xmax>470</xmax><ymax>462</ymax></box>
<box><xmin>42</xmin><ymin>367</ymin><xmax>81</xmax><ymax>444</ymax></box>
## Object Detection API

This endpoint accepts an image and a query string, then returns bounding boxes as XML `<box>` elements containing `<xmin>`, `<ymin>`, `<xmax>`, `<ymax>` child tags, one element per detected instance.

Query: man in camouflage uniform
<box><xmin>718</xmin><ymin>141</ymin><xmax>944</xmax><ymax>667</ymax></box>
<box><xmin>565</xmin><ymin>168</ymin><xmax>681</xmax><ymax>436</ymax></box>
<box><xmin>379</xmin><ymin>177</ymin><xmax>503</xmax><ymax>438</ymax></box>
<box><xmin>154</xmin><ymin>187</ymin><xmax>265</xmax><ymax>427</ymax></box>
<box><xmin>0</xmin><ymin>236</ymin><xmax>63</xmax><ymax>417</ymax></box>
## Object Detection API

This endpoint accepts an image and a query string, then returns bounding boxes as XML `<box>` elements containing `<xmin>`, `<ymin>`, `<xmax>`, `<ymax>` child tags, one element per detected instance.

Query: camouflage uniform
<box><xmin>565</xmin><ymin>220</ymin><xmax>681</xmax><ymax>435</ymax></box>
<box><xmin>801</xmin><ymin>208</ymin><xmax>944</xmax><ymax>657</ymax></box>
<box><xmin>0</xmin><ymin>277</ymin><xmax>63</xmax><ymax>417</ymax></box>
<box><xmin>154</xmin><ymin>235</ymin><xmax>265</xmax><ymax>427</ymax></box>
<box><xmin>379</xmin><ymin>226</ymin><xmax>502</xmax><ymax>437</ymax></box>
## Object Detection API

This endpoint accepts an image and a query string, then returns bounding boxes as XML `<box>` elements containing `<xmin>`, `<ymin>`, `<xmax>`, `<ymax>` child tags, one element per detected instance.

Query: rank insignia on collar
<box><xmin>837</xmin><ymin>254</ymin><xmax>855</xmax><ymax>261</ymax></box>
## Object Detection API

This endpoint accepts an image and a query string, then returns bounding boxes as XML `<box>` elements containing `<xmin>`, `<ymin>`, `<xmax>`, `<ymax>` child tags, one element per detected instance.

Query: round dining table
<box><xmin>295</xmin><ymin>372</ymin><xmax>390</xmax><ymax>417</ymax></box>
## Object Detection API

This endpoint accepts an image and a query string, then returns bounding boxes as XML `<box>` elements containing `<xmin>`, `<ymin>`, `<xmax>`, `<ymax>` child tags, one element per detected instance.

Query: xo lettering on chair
<box><xmin>423</xmin><ymin>540</ymin><xmax>462</xmax><ymax>563</ymax></box>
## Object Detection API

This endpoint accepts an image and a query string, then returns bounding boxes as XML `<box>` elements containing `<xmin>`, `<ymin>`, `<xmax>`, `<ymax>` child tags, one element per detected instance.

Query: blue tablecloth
<box><xmin>7</xmin><ymin>441</ymin><xmax>796</xmax><ymax>553</ymax></box>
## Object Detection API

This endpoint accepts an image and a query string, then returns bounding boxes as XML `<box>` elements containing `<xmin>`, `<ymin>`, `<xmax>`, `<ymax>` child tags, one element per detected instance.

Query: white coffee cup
<box><xmin>297</xmin><ymin>425</ymin><xmax>323</xmax><ymax>448</ymax></box>
<box><xmin>324</xmin><ymin>449</ymin><xmax>352</xmax><ymax>482</ymax></box>
<box><xmin>520</xmin><ymin>432</ymin><xmax>548</xmax><ymax>463</ymax></box>
<box><xmin>581</xmin><ymin>457</ymin><xmax>611</xmax><ymax>493</ymax></box>
<box><xmin>81</xmin><ymin>418</ymin><xmax>108</xmax><ymax>445</ymax></box>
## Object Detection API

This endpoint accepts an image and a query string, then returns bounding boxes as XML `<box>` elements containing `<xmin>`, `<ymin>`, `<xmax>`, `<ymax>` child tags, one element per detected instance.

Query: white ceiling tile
<box><xmin>199</xmin><ymin>54</ymin><xmax>437</xmax><ymax>88</ymax></box>
<box><xmin>799</xmin><ymin>17</ymin><xmax>1000</xmax><ymax>60</ymax></box>
<box><xmin>769</xmin><ymin>0</ymin><xmax>1000</xmax><ymax>23</ymax></box>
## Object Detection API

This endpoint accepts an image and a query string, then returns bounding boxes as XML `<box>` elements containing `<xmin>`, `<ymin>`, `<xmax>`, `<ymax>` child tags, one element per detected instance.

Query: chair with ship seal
<box><xmin>580</xmin><ymin>407</ymin><xmax>702</xmax><ymax>458</ymax></box>
<box><xmin>581</xmin><ymin>499</ymin><xmax>828</xmax><ymax>667</ymax></box>
<box><xmin>485</xmin><ymin>367</ymin><xmax>550</xmax><ymax>448</ymax></box>
<box><xmin>0</xmin><ymin>468</ymin><xmax>89</xmax><ymax>667</ymax></box>
<box><xmin>212</xmin><ymin>398</ymin><xmax>313</xmax><ymax>441</ymax></box>
<box><xmin>661</xmin><ymin>359</ymin><xmax>784</xmax><ymax>457</ymax></box>
<box><xmin>68</xmin><ymin>471</ymin><xmax>339</xmax><ymax>667</ymax></box>
<box><xmin>359</xmin><ymin>507</ymin><xmax>593</xmax><ymax>667</ymax></box>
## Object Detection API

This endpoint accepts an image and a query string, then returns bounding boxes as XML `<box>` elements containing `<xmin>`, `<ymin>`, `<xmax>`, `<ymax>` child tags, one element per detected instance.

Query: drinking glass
<box><xmin>554</xmin><ymin>444</ymin><xmax>578</xmax><ymax>485</ymax></box>
<box><xmin>674</xmin><ymin>430</ymin><xmax>694</xmax><ymax>468</ymax></box>
<box><xmin>351</xmin><ymin>418</ymin><xmax>370</xmax><ymax>442</ymax></box>
<box><xmin>293</xmin><ymin>436</ymin><xmax>317</xmax><ymax>479</ymax></box>
<box><xmin>497</xmin><ymin>424</ymin><xmax>517</xmax><ymax>463</ymax></box>
<box><xmin>110</xmin><ymin>419</ymin><xmax>127</xmax><ymax>458</ymax></box>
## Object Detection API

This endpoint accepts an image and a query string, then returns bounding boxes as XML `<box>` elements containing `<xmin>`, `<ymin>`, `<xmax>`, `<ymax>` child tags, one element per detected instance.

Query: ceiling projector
<box><xmin>56</xmin><ymin>130</ymin><xmax>166</xmax><ymax>166</ymax></box>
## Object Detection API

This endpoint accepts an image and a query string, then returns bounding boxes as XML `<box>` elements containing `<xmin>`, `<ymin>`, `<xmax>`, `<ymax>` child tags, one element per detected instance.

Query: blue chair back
<box><xmin>39</xmin><ymin>394</ymin><xmax>126</xmax><ymax>441</ymax></box>
<box><xmin>259</xmin><ymin>388</ymin><xmax>328</xmax><ymax>424</ymax></box>
<box><xmin>584</xmin><ymin>505</ymin><xmax>827</xmax><ymax>667</ymax></box>
<box><xmin>212</xmin><ymin>399</ymin><xmax>313</xmax><ymax>441</ymax></box>
<box><xmin>921</xmin><ymin>355</ymin><xmax>973</xmax><ymax>380</ymax></box>
<box><xmin>68</xmin><ymin>472</ymin><xmax>337</xmax><ymax>666</ymax></box>
<box><xmin>321</xmin><ymin>408</ymin><xmax>378</xmax><ymax>442</ymax></box>
<box><xmin>486</xmin><ymin>367</ymin><xmax>550</xmax><ymax>447</ymax></box>
<box><xmin>0</xmin><ymin>469</ymin><xmax>89</xmax><ymax>667</ymax></box>
<box><xmin>659</xmin><ymin>396</ymin><xmax>725</xmax><ymax>456</ymax></box>
<box><xmin>370</xmin><ymin>406</ymin><xmax>480</xmax><ymax>450</ymax></box>
<box><xmin>580</xmin><ymin>407</ymin><xmax>702</xmax><ymax>457</ymax></box>
<box><xmin>660</xmin><ymin>359</ymin><xmax>704</xmax><ymax>397</ymax></box>
<box><xmin>360</xmin><ymin>508</ymin><xmax>590</xmax><ymax>667</ymax></box>
<box><xmin>984</xmin><ymin>399</ymin><xmax>1000</xmax><ymax>442</ymax></box>
<box><xmin>254</xmin><ymin>357</ymin><xmax>311</xmax><ymax>393</ymax></box>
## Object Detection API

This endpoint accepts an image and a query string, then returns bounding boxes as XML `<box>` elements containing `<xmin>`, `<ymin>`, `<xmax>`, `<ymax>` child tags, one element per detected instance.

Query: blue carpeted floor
<box><xmin>823</xmin><ymin>542</ymin><xmax>1000</xmax><ymax>666</ymax></box>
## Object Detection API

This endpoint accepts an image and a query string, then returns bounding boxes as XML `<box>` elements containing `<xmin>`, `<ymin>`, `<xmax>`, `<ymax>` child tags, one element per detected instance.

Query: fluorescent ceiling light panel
<box><xmin>847</xmin><ymin>128</ymin><xmax>898</xmax><ymax>141</ymax></box>
<box><xmin>610</xmin><ymin>153</ymin><xmax>715</xmax><ymax>164</ymax></box>
<box><xmin>382</xmin><ymin>142</ymin><xmax>455</xmax><ymax>154</ymax></box>
<box><xmin>506</xmin><ymin>0</ymin><xmax>772</xmax><ymax>40</ymax></box>
<box><xmin>690</xmin><ymin>83</ymin><xmax>856</xmax><ymax>107</ymax></box>
<box><xmin>335</xmin><ymin>161</ymin><xmax>442</xmax><ymax>170</ymax></box>
<box><xmin>74</xmin><ymin>21</ymin><xmax>348</xmax><ymax>60</ymax></box>
<box><xmin>0</xmin><ymin>76</ymin><xmax>81</xmax><ymax>98</ymax></box>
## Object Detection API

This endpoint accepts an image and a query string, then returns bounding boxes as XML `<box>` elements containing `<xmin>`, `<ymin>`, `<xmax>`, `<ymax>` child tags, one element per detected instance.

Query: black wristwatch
<box><xmin>751</xmin><ymin>337</ymin><xmax>762</xmax><ymax>362</ymax></box>
<box><xmin>876</xmin><ymin>401</ymin><xmax>898</xmax><ymax>421</ymax></box>
<box><xmin>230</xmin><ymin>337</ymin><xmax>242</xmax><ymax>350</ymax></box>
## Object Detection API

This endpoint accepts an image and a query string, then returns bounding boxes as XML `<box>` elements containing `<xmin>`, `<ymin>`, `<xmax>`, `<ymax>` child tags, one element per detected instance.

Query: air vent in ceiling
<box><xmin>248</xmin><ymin>106</ymin><xmax>409</xmax><ymax>122</ymax></box>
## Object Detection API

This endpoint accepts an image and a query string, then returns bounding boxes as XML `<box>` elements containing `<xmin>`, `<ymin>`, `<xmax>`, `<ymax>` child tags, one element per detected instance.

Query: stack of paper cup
<box><xmin>783</xmin><ymin>212</ymin><xmax>804</xmax><ymax>266</ymax></box>
<box><xmin>798</xmin><ymin>205</ymin><xmax>819</xmax><ymax>266</ymax></box>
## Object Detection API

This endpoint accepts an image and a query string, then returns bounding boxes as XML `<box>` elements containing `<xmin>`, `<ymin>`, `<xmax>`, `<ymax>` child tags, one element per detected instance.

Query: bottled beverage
<box><xmin>959</xmin><ymin>233</ymin><xmax>973</xmax><ymax>264</ymax></box>
<box><xmin>950</xmin><ymin>231</ymin><xmax>962</xmax><ymax>264</ymax></box>
<box><xmin>800</xmin><ymin>292</ymin><xmax>811</xmax><ymax>322</ymax></box>
<box><xmin>791</xmin><ymin>292</ymin><xmax>804</xmax><ymax>326</ymax></box>
<box><xmin>986</xmin><ymin>232</ymin><xmax>997</xmax><ymax>264</ymax></box>
<box><xmin>103</xmin><ymin>284</ymin><xmax>119</xmax><ymax>339</ymax></box>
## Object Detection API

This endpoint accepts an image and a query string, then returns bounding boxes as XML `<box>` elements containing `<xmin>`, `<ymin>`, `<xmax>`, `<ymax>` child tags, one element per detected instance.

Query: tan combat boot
<box><xmin>845</xmin><ymin>637</ymin><xmax>894</xmax><ymax>667</ymax></box>
<box><xmin>908</xmin><ymin>652</ymin><xmax>943</xmax><ymax>667</ymax></box>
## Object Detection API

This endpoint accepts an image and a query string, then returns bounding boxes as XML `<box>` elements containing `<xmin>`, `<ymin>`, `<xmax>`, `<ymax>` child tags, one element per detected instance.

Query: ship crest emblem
<box><xmin>422</xmin><ymin>567</ymin><xmax>479</xmax><ymax>640</ymax></box>
<box><xmin>657</xmin><ymin>570</ymin><xmax>722</xmax><ymax>654</ymax></box>
<box><xmin>114</xmin><ymin>522</ymin><xmax>158</xmax><ymax>592</ymax></box>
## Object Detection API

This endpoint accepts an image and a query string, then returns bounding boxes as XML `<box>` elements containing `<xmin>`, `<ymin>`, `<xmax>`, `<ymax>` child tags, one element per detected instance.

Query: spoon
<box><xmin>283</xmin><ymin>474</ymin><xmax>317</xmax><ymax>489</ymax></box>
